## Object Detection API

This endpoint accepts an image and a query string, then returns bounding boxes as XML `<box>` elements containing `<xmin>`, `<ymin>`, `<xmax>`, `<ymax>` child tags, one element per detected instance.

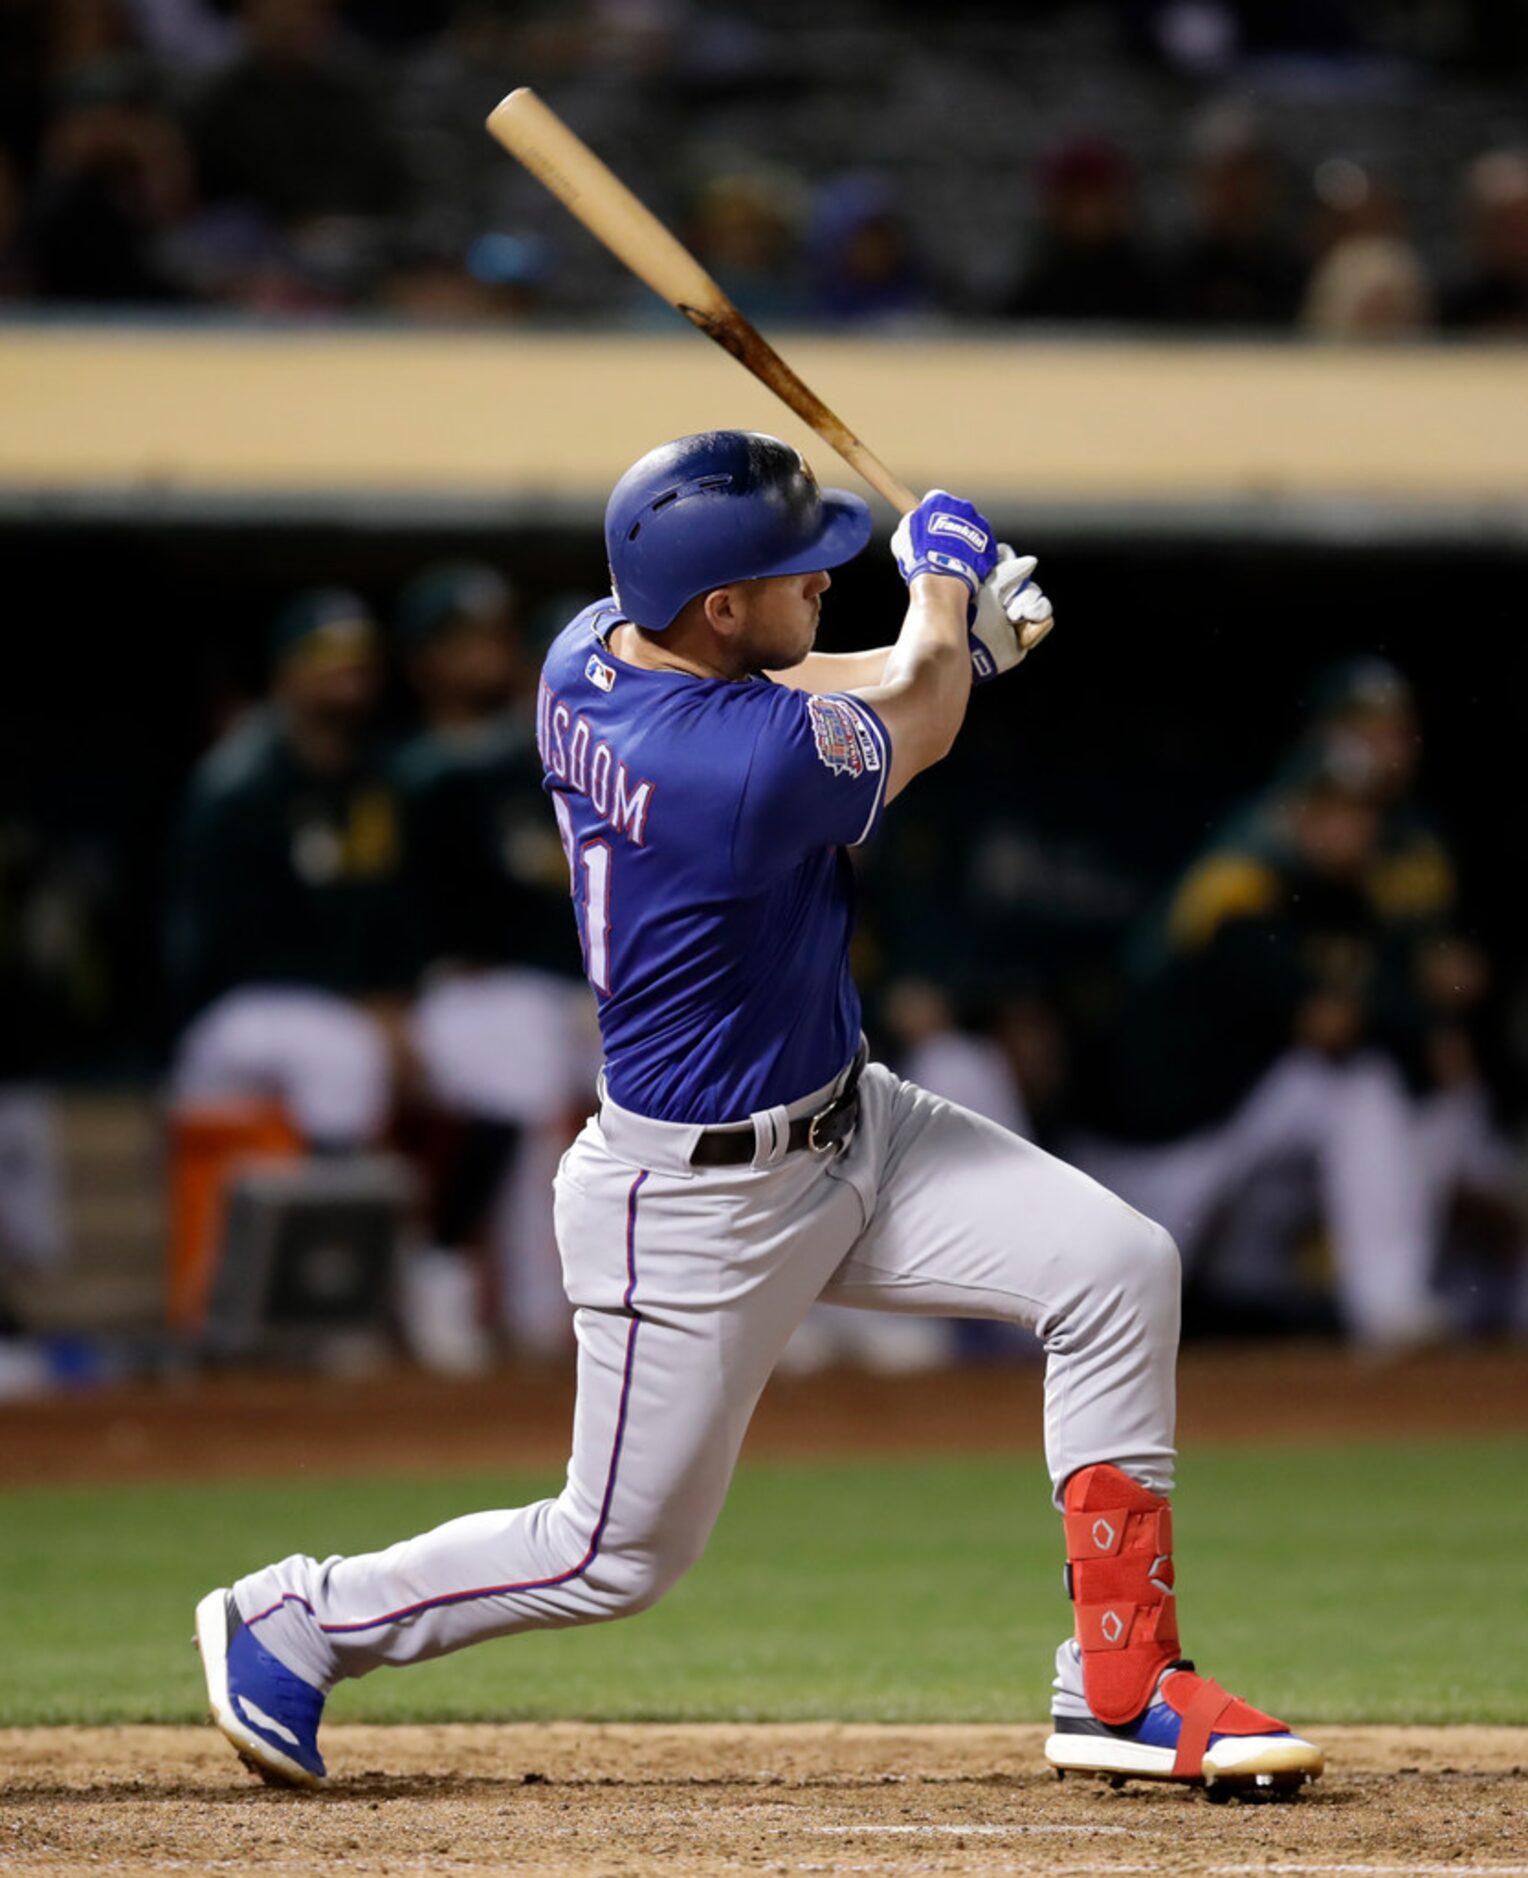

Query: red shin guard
<box><xmin>1062</xmin><ymin>1463</ymin><xmax>1180</xmax><ymax>1727</ymax></box>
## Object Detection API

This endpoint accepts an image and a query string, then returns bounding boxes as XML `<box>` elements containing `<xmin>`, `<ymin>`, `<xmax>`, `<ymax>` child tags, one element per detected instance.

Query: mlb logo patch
<box><xmin>808</xmin><ymin>696</ymin><xmax>880</xmax><ymax>778</ymax></box>
<box><xmin>586</xmin><ymin>655</ymin><xmax>617</xmax><ymax>693</ymax></box>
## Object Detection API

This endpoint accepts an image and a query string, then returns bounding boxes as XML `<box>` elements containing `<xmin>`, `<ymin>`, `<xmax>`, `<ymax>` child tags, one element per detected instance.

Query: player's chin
<box><xmin>775</xmin><ymin>620</ymin><xmax>820</xmax><ymax>670</ymax></box>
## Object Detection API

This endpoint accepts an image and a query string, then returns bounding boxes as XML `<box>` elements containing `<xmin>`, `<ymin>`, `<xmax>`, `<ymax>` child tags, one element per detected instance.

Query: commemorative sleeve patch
<box><xmin>808</xmin><ymin>694</ymin><xmax>882</xmax><ymax>778</ymax></box>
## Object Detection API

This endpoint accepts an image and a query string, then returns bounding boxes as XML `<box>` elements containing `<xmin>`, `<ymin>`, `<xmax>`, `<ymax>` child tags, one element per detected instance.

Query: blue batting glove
<box><xmin>890</xmin><ymin>490</ymin><xmax>1000</xmax><ymax>603</ymax></box>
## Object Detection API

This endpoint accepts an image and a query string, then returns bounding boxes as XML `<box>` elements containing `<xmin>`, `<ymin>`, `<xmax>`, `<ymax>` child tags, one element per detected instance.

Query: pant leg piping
<box><xmin>278</xmin><ymin>1168</ymin><xmax>651</xmax><ymax>1639</ymax></box>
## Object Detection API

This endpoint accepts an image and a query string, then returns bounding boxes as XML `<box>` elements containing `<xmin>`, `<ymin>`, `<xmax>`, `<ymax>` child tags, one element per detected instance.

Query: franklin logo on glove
<box><xmin>890</xmin><ymin>490</ymin><xmax>998</xmax><ymax>600</ymax></box>
<box><xmin>928</xmin><ymin>512</ymin><xmax>990</xmax><ymax>553</ymax></box>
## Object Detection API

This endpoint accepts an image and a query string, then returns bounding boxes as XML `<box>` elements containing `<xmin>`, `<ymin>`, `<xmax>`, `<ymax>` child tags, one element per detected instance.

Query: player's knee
<box><xmin>1132</xmin><ymin>1216</ymin><xmax>1181</xmax><ymax>1327</ymax></box>
<box><xmin>1097</xmin><ymin>1209</ymin><xmax>1181</xmax><ymax>1320</ymax></box>
<box><xmin>585</xmin><ymin>1537</ymin><xmax>701</xmax><ymax>1621</ymax></box>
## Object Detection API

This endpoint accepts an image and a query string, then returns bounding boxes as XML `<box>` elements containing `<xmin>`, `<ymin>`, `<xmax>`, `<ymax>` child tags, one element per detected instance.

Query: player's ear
<box><xmin>702</xmin><ymin>585</ymin><xmax>744</xmax><ymax>638</ymax></box>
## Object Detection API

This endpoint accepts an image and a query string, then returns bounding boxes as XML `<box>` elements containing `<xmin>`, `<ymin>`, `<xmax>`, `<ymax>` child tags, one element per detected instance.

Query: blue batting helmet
<box><xmin>604</xmin><ymin>430</ymin><xmax>873</xmax><ymax>631</ymax></box>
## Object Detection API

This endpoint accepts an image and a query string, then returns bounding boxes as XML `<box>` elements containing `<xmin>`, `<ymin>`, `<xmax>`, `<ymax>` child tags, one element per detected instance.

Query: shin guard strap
<box><xmin>1171</xmin><ymin>1676</ymin><xmax>1233</xmax><ymax>1779</ymax></box>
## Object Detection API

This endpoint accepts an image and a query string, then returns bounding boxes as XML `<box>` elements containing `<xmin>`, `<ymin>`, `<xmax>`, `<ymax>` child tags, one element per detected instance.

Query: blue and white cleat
<box><xmin>195</xmin><ymin>1588</ymin><xmax>327</xmax><ymax>1789</ymax></box>
<box><xmin>1044</xmin><ymin>1656</ymin><xmax>1323</xmax><ymax>1798</ymax></box>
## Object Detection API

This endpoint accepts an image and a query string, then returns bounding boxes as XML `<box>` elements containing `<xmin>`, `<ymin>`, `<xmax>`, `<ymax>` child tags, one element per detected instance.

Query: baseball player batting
<box><xmin>195</xmin><ymin>433</ymin><xmax>1323</xmax><ymax>1799</ymax></box>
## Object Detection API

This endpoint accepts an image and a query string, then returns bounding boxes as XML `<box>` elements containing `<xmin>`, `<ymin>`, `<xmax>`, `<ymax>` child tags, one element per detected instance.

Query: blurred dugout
<box><xmin>391</xmin><ymin>563</ymin><xmax>594</xmax><ymax>1368</ymax></box>
<box><xmin>1072</xmin><ymin>661</ymin><xmax>1526</xmax><ymax>1348</ymax></box>
<box><xmin>163</xmin><ymin>573</ymin><xmax>590</xmax><ymax>1370</ymax></box>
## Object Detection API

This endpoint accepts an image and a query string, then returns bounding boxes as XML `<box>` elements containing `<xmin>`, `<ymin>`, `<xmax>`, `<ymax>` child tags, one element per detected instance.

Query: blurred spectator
<box><xmin>1298</xmin><ymin>661</ymin><xmax>1523</xmax><ymax>1328</ymax></box>
<box><xmin>1303</xmin><ymin>233</ymin><xmax>1433</xmax><ymax>338</ymax></box>
<box><xmin>1443</xmin><ymin>150</ymin><xmax>1528</xmax><ymax>335</ymax></box>
<box><xmin>393</xmin><ymin>564</ymin><xmax>570</xmax><ymax>985</ymax></box>
<box><xmin>26</xmin><ymin>64</ymin><xmax>194</xmax><ymax>302</ymax></box>
<box><xmin>1301</xmin><ymin>660</ymin><xmax>1508</xmax><ymax>1118</ymax></box>
<box><xmin>686</xmin><ymin>171</ymin><xmax>802</xmax><ymax>323</ymax></box>
<box><xmin>806</xmin><ymin>173</ymin><xmax>930</xmax><ymax>325</ymax></box>
<box><xmin>165</xmin><ymin>588</ymin><xmax>412</xmax><ymax>1149</ymax></box>
<box><xmin>191</xmin><ymin>0</ymin><xmax>404</xmax><ymax>228</ymax></box>
<box><xmin>1007</xmin><ymin>138</ymin><xmax>1163</xmax><ymax>324</ymax></box>
<box><xmin>1166</xmin><ymin>106</ymin><xmax>1300</xmax><ymax>327</ymax></box>
<box><xmin>1074</xmin><ymin>658</ymin><xmax>1528</xmax><ymax>1346</ymax></box>
<box><xmin>1298</xmin><ymin>659</ymin><xmax>1439</xmax><ymax>905</ymax></box>
<box><xmin>1301</xmin><ymin>156</ymin><xmax>1434</xmax><ymax>338</ymax></box>
<box><xmin>393</xmin><ymin>565</ymin><xmax>590</xmax><ymax>1365</ymax></box>
<box><xmin>1074</xmin><ymin>741</ymin><xmax>1450</xmax><ymax>1348</ymax></box>
<box><xmin>378</xmin><ymin>225</ymin><xmax>553</xmax><ymax>323</ymax></box>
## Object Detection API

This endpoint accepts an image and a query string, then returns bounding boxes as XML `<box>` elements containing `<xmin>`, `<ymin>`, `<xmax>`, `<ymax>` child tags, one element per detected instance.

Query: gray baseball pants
<box><xmin>235</xmin><ymin>1058</ymin><xmax>1180</xmax><ymax>1691</ymax></box>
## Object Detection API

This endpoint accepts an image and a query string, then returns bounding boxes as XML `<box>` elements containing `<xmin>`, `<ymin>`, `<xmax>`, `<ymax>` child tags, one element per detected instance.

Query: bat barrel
<box><xmin>486</xmin><ymin>88</ymin><xmax>916</xmax><ymax>513</ymax></box>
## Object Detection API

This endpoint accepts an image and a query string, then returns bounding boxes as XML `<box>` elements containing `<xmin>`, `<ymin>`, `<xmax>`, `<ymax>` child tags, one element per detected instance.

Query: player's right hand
<box><xmin>968</xmin><ymin>547</ymin><xmax>1054</xmax><ymax>683</ymax></box>
<box><xmin>890</xmin><ymin>490</ymin><xmax>1000</xmax><ymax>600</ymax></box>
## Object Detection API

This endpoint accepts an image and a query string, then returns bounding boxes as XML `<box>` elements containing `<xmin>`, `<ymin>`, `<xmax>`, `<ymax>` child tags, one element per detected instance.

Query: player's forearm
<box><xmin>853</xmin><ymin>575</ymin><xmax>972</xmax><ymax>801</ymax></box>
<box><xmin>766</xmin><ymin>648</ymin><xmax>894</xmax><ymax>693</ymax></box>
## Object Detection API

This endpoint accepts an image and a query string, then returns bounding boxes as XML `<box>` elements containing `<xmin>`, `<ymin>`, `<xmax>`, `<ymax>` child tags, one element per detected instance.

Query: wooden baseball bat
<box><xmin>485</xmin><ymin>87</ymin><xmax>918</xmax><ymax>514</ymax></box>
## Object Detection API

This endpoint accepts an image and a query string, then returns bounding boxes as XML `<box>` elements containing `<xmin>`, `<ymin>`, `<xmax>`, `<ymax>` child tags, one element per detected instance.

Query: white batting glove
<box><xmin>968</xmin><ymin>546</ymin><xmax>1053</xmax><ymax>684</ymax></box>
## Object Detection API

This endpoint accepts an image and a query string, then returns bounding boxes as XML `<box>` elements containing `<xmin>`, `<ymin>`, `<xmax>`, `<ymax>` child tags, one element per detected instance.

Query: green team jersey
<box><xmin>1103</xmin><ymin>819</ymin><xmax>1380</xmax><ymax>1143</ymax></box>
<box><xmin>166</xmin><ymin>708</ymin><xmax>411</xmax><ymax>1024</ymax></box>
<box><xmin>1103</xmin><ymin>782</ymin><xmax>1468</xmax><ymax>1144</ymax></box>
<box><xmin>391</xmin><ymin>715</ymin><xmax>575</xmax><ymax>980</ymax></box>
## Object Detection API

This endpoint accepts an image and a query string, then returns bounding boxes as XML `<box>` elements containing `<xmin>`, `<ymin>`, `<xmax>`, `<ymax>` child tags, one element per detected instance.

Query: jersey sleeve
<box><xmin>731</xmin><ymin>686</ymin><xmax>891</xmax><ymax>881</ymax></box>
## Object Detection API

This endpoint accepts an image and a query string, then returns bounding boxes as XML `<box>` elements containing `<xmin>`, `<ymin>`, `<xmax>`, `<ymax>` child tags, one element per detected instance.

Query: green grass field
<box><xmin>3</xmin><ymin>1438</ymin><xmax>1525</xmax><ymax>1728</ymax></box>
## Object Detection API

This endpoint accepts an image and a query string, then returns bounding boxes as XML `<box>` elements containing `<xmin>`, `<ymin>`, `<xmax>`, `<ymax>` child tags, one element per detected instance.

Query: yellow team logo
<box><xmin>345</xmin><ymin>789</ymin><xmax>399</xmax><ymax>876</ymax></box>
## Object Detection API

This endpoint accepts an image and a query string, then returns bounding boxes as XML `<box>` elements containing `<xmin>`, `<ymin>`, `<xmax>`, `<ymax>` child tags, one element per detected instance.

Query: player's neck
<box><xmin>609</xmin><ymin>621</ymin><xmax>743</xmax><ymax>683</ymax></box>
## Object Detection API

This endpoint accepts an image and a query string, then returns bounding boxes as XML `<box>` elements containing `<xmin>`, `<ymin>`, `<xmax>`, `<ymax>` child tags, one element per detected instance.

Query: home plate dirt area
<box><xmin>6</xmin><ymin>1723</ymin><xmax>1527</xmax><ymax>1878</ymax></box>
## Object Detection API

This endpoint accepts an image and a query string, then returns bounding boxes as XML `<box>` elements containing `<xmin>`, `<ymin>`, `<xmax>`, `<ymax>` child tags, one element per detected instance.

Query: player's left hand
<box><xmin>891</xmin><ymin>490</ymin><xmax>1000</xmax><ymax>600</ymax></box>
<box><xmin>968</xmin><ymin>546</ymin><xmax>1054</xmax><ymax>683</ymax></box>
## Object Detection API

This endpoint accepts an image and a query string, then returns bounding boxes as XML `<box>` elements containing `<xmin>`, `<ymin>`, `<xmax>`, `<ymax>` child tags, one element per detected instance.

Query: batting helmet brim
<box><xmin>747</xmin><ymin>486</ymin><xmax>875</xmax><ymax>584</ymax></box>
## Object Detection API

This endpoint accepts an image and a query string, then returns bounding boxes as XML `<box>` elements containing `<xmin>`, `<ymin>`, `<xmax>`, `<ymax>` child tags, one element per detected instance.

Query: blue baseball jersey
<box><xmin>537</xmin><ymin>599</ymin><xmax>891</xmax><ymax>1124</ymax></box>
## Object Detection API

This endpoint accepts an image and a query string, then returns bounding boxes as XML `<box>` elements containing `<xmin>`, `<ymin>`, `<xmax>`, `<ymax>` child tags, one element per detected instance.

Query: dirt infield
<box><xmin>8</xmin><ymin>1349</ymin><xmax>1526</xmax><ymax>1874</ymax></box>
<box><xmin>7</xmin><ymin>1342</ymin><xmax>1528</xmax><ymax>1487</ymax></box>
<box><xmin>5</xmin><ymin>1723</ymin><xmax>1527</xmax><ymax>1877</ymax></box>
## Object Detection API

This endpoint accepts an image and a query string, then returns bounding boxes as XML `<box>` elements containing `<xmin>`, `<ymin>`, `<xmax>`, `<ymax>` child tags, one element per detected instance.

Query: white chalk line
<box><xmin>844</xmin><ymin>1869</ymin><xmax>1528</xmax><ymax>1878</ymax></box>
<box><xmin>811</xmin><ymin>1822</ymin><xmax>1128</xmax><ymax>1836</ymax></box>
<box><xmin>799</xmin><ymin>1847</ymin><xmax>1528</xmax><ymax>1874</ymax></box>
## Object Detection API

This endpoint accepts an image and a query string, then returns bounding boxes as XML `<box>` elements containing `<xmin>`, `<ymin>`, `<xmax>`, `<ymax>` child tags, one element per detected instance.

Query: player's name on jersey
<box><xmin>537</xmin><ymin>678</ymin><xmax>654</xmax><ymax>847</ymax></box>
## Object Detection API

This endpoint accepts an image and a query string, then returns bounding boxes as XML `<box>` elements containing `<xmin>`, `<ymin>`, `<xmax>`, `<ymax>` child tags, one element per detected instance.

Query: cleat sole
<box><xmin>1046</xmin><ymin>1729</ymin><xmax>1321</xmax><ymax>1796</ymax></box>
